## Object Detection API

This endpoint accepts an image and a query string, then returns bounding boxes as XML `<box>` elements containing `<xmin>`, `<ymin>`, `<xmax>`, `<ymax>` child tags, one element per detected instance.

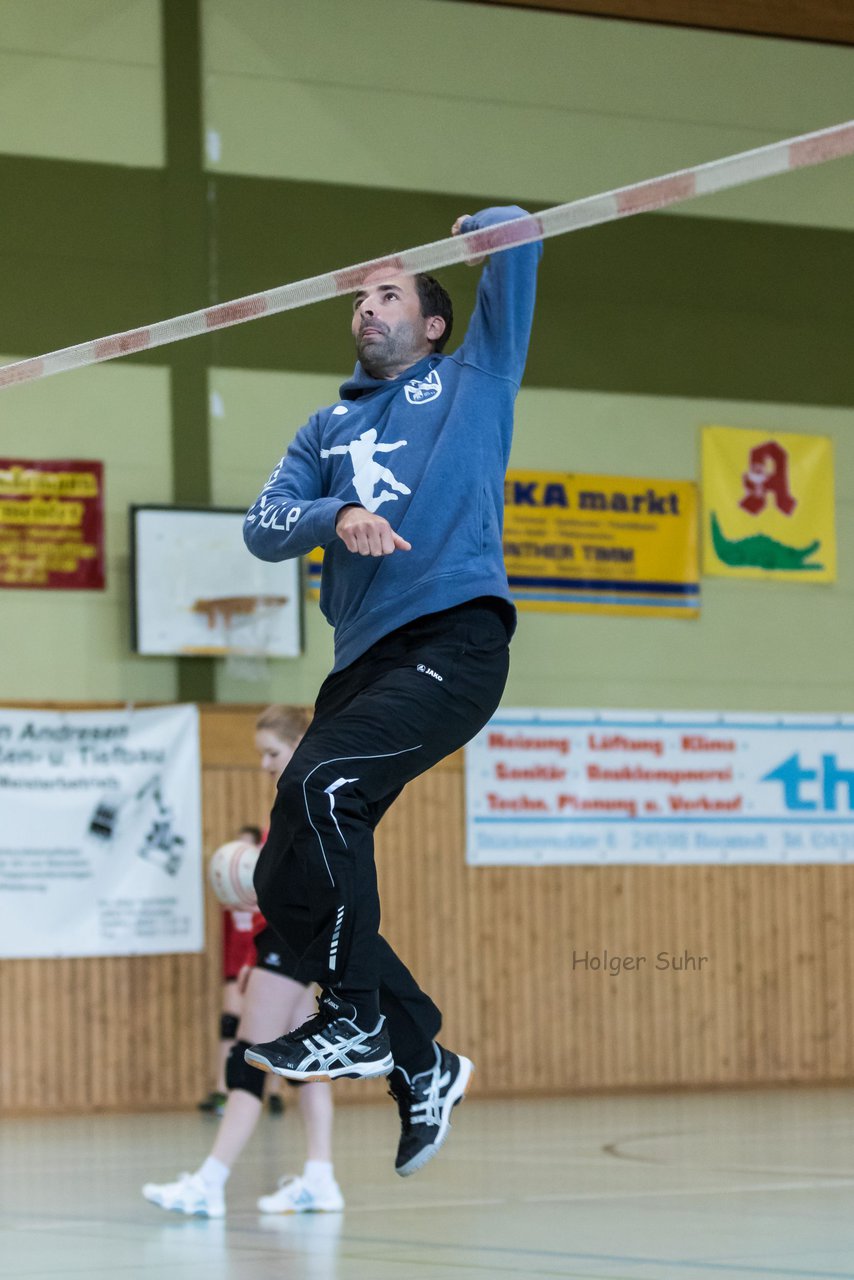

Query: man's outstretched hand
<box><xmin>336</xmin><ymin>505</ymin><xmax>411</xmax><ymax>557</ymax></box>
<box><xmin>452</xmin><ymin>213</ymin><xmax>485</xmax><ymax>266</ymax></box>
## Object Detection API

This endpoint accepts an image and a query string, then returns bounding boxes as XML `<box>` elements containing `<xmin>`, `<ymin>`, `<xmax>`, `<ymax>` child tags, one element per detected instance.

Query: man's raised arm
<box><xmin>454</xmin><ymin>205</ymin><xmax>542</xmax><ymax>384</ymax></box>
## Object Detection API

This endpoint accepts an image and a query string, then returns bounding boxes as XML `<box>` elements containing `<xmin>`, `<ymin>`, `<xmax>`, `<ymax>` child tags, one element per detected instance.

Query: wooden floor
<box><xmin>4</xmin><ymin>1089</ymin><xmax>854</xmax><ymax>1279</ymax></box>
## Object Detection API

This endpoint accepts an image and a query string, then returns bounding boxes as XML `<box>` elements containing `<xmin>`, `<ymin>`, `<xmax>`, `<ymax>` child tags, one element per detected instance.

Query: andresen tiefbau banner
<box><xmin>0</xmin><ymin>705</ymin><xmax>203</xmax><ymax>958</ymax></box>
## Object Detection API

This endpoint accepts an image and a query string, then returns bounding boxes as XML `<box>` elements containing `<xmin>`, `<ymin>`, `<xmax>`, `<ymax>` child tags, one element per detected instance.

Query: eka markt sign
<box><xmin>503</xmin><ymin>469</ymin><xmax>699</xmax><ymax>618</ymax></box>
<box><xmin>466</xmin><ymin>710</ymin><xmax>854</xmax><ymax>865</ymax></box>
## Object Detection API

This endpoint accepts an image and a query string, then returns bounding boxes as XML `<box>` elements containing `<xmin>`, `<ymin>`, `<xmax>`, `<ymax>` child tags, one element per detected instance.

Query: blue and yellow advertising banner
<box><xmin>503</xmin><ymin>470</ymin><xmax>699</xmax><ymax>618</ymax></box>
<box><xmin>306</xmin><ymin>546</ymin><xmax>323</xmax><ymax>598</ymax></box>
<box><xmin>702</xmin><ymin>426</ymin><xmax>836</xmax><ymax>583</ymax></box>
<box><xmin>305</xmin><ymin>471</ymin><xmax>700</xmax><ymax>617</ymax></box>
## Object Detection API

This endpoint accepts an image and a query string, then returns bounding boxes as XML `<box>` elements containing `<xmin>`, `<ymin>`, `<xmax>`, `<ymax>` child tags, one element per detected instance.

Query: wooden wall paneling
<box><xmin>97</xmin><ymin>959</ymin><xmax>114</xmax><ymax>1108</ymax></box>
<box><xmin>644</xmin><ymin>866</ymin><xmax>671</xmax><ymax>1087</ymax></box>
<box><xmin>3</xmin><ymin>701</ymin><xmax>854</xmax><ymax>1114</ymax></box>
<box><xmin>820</xmin><ymin>867</ymin><xmax>840</xmax><ymax>1078</ymax></box>
<box><xmin>780</xmin><ymin>868</ymin><xmax>804</xmax><ymax>1079</ymax></box>
<box><xmin>748</xmin><ymin>867</ymin><xmax>772</xmax><ymax>1080</ymax></box>
<box><xmin>559</xmin><ymin>866</ymin><xmax>580</xmax><ymax>1089</ymax></box>
<box><xmin>696</xmin><ymin>866</ymin><xmax>722</xmax><ymax>1085</ymax></box>
<box><xmin>720</xmin><ymin>866</ymin><xmax>745</xmax><ymax>1083</ymax></box>
<box><xmin>570</xmin><ymin>868</ymin><xmax>595</xmax><ymax>1089</ymax></box>
<box><xmin>751</xmin><ymin>867</ymin><xmax>774</xmax><ymax>1080</ymax></box>
<box><xmin>714</xmin><ymin>866</ymin><xmax>737</xmax><ymax>1083</ymax></box>
<box><xmin>424</xmin><ymin>766</ymin><xmax>474</xmax><ymax>1075</ymax></box>
<box><xmin>600</xmin><ymin>870</ymin><xmax>623</xmax><ymax>1087</ymax></box>
<box><xmin>822</xmin><ymin>866</ymin><xmax>852</xmax><ymax>1078</ymax></box>
<box><xmin>729</xmin><ymin>867</ymin><xmax>750</xmax><ymax>1081</ymax></box>
<box><xmin>469</xmin><ymin>0</ymin><xmax>854</xmax><ymax>45</ymax></box>
<box><xmin>537</xmin><ymin>869</ymin><xmax>562</xmax><ymax>1090</ymax></box>
<box><xmin>585</xmin><ymin>867</ymin><xmax>611</xmax><ymax>1086</ymax></box>
<box><xmin>670</xmin><ymin>867</ymin><xmax>693</xmax><ymax>1087</ymax></box>
<box><xmin>789</xmin><ymin>869</ymin><xmax>810</xmax><ymax>1077</ymax></box>
<box><xmin>785</xmin><ymin>869</ymin><xmax>804</xmax><ymax>1077</ymax></box>
<box><xmin>788</xmin><ymin>868</ymin><xmax>808</xmax><ymax>1078</ymax></box>
<box><xmin>463</xmin><ymin>808</ymin><xmax>494</xmax><ymax>1092</ymax></box>
<box><xmin>800</xmin><ymin>868</ymin><xmax>828</xmax><ymax>1078</ymax></box>
<box><xmin>627</xmin><ymin>865</ymin><xmax>647</xmax><ymax>1085</ymax></box>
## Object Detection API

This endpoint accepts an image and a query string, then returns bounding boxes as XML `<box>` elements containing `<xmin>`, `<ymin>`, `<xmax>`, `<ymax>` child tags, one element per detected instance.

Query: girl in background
<box><xmin>143</xmin><ymin>706</ymin><xmax>343</xmax><ymax>1217</ymax></box>
<box><xmin>197</xmin><ymin>822</ymin><xmax>286</xmax><ymax>1118</ymax></box>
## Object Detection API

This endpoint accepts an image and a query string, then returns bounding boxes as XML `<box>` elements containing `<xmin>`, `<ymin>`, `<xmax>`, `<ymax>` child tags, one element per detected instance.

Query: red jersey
<box><xmin>222</xmin><ymin>907</ymin><xmax>267</xmax><ymax>979</ymax></box>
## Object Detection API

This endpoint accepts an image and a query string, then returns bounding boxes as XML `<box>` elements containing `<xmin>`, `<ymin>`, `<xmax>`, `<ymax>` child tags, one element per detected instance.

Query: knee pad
<box><xmin>225</xmin><ymin>1040</ymin><xmax>266</xmax><ymax>1099</ymax></box>
<box><xmin>220</xmin><ymin>1012</ymin><xmax>239</xmax><ymax>1040</ymax></box>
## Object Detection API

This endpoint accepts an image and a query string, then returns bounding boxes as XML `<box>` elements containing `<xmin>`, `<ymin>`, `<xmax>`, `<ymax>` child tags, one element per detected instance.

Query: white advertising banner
<box><xmin>0</xmin><ymin>705</ymin><xmax>203</xmax><ymax>957</ymax></box>
<box><xmin>466</xmin><ymin>709</ymin><xmax>854</xmax><ymax>865</ymax></box>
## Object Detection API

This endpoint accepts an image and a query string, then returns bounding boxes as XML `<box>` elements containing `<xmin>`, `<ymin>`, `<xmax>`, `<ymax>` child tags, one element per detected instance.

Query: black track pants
<box><xmin>254</xmin><ymin>600</ymin><xmax>510</xmax><ymax>1070</ymax></box>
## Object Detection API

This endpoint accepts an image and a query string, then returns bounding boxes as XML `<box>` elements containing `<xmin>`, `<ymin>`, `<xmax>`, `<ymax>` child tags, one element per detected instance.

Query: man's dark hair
<box><xmin>415</xmin><ymin>274</ymin><xmax>453</xmax><ymax>353</ymax></box>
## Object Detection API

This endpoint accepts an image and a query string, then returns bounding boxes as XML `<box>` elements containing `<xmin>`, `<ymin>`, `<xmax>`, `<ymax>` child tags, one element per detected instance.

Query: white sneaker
<box><xmin>142</xmin><ymin>1171</ymin><xmax>225</xmax><ymax>1218</ymax></box>
<box><xmin>257</xmin><ymin>1174</ymin><xmax>344</xmax><ymax>1214</ymax></box>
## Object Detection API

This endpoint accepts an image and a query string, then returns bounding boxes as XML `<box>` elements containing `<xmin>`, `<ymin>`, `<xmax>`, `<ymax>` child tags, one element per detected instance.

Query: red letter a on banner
<box><xmin>739</xmin><ymin>441</ymin><xmax>797</xmax><ymax>516</ymax></box>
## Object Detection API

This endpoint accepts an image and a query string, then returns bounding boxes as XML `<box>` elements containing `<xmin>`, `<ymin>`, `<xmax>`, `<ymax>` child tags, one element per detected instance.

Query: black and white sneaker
<box><xmin>244</xmin><ymin>990</ymin><xmax>394</xmax><ymax>1082</ymax></box>
<box><xmin>389</xmin><ymin>1044</ymin><xmax>473</xmax><ymax>1177</ymax></box>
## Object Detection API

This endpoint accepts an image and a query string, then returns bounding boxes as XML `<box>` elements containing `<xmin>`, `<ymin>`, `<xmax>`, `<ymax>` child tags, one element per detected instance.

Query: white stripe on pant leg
<box><xmin>301</xmin><ymin>744</ymin><xmax>424</xmax><ymax>887</ymax></box>
<box><xmin>329</xmin><ymin>905</ymin><xmax>345</xmax><ymax>971</ymax></box>
<box><xmin>324</xmin><ymin>776</ymin><xmax>359</xmax><ymax>847</ymax></box>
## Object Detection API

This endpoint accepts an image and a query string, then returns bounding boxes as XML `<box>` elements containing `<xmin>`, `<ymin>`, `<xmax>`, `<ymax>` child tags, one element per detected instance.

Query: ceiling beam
<box><xmin>465</xmin><ymin>1</ymin><xmax>854</xmax><ymax>46</ymax></box>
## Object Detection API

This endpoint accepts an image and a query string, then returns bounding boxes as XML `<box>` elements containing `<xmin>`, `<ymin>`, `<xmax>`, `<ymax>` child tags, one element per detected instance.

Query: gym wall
<box><xmin>0</xmin><ymin>0</ymin><xmax>851</xmax><ymax>709</ymax></box>
<box><xmin>0</xmin><ymin>1</ymin><xmax>853</xmax><ymax>1114</ymax></box>
<box><xmin>4</xmin><ymin>704</ymin><xmax>853</xmax><ymax>1115</ymax></box>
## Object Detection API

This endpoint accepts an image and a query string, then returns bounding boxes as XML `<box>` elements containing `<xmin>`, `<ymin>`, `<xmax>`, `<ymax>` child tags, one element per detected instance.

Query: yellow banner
<box><xmin>701</xmin><ymin>427</ymin><xmax>835</xmax><ymax>583</ymax></box>
<box><xmin>305</xmin><ymin>472</ymin><xmax>700</xmax><ymax>618</ymax></box>
<box><xmin>503</xmin><ymin>471</ymin><xmax>699</xmax><ymax>617</ymax></box>
<box><xmin>306</xmin><ymin>546</ymin><xmax>323</xmax><ymax>598</ymax></box>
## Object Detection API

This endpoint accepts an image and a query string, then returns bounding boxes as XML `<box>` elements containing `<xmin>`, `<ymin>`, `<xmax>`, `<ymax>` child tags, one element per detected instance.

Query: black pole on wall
<box><xmin>161</xmin><ymin>0</ymin><xmax>216</xmax><ymax>702</ymax></box>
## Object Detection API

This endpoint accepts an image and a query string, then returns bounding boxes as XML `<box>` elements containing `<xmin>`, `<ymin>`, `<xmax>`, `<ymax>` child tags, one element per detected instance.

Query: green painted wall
<box><xmin>202</xmin><ymin>0</ymin><xmax>853</xmax><ymax>229</ymax></box>
<box><xmin>0</xmin><ymin>0</ymin><xmax>852</xmax><ymax>710</ymax></box>
<box><xmin>209</xmin><ymin>369</ymin><xmax>854</xmax><ymax>709</ymax></box>
<box><xmin>0</xmin><ymin>0</ymin><xmax>163</xmax><ymax>166</ymax></box>
<box><xmin>0</xmin><ymin>359</ymin><xmax>176</xmax><ymax>700</ymax></box>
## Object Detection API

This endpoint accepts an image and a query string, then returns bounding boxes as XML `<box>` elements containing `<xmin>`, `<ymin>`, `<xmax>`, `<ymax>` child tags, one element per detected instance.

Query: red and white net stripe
<box><xmin>1</xmin><ymin>120</ymin><xmax>851</xmax><ymax>391</ymax></box>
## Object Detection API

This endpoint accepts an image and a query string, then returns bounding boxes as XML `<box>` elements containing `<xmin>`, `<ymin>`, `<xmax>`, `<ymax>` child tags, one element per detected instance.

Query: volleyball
<box><xmin>208</xmin><ymin>840</ymin><xmax>260</xmax><ymax>909</ymax></box>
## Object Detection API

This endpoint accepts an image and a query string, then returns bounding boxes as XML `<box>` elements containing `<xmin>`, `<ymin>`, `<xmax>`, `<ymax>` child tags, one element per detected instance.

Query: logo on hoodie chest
<box><xmin>404</xmin><ymin>368</ymin><xmax>442</xmax><ymax>405</ymax></box>
<box><xmin>321</xmin><ymin>428</ymin><xmax>410</xmax><ymax>514</ymax></box>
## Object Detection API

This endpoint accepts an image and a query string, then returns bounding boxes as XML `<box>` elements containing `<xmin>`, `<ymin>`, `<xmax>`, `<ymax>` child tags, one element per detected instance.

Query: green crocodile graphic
<box><xmin>710</xmin><ymin>512</ymin><xmax>823</xmax><ymax>571</ymax></box>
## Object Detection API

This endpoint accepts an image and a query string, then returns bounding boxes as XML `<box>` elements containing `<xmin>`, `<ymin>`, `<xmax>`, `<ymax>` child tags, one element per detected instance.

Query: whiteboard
<box><xmin>131</xmin><ymin>507</ymin><xmax>301</xmax><ymax>658</ymax></box>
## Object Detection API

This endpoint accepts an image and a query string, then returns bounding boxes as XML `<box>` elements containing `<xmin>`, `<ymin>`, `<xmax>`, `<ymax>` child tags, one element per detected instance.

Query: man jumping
<box><xmin>243</xmin><ymin>205</ymin><xmax>541</xmax><ymax>1176</ymax></box>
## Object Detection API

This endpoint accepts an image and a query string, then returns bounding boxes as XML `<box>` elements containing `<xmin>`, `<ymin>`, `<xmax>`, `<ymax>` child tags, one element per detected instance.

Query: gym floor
<box><xmin>4</xmin><ymin>1089</ymin><xmax>854</xmax><ymax>1280</ymax></box>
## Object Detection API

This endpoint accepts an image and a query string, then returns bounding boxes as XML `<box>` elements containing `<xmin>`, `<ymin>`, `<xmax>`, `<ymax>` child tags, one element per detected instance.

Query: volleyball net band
<box><xmin>1</xmin><ymin>120</ymin><xmax>852</xmax><ymax>392</ymax></box>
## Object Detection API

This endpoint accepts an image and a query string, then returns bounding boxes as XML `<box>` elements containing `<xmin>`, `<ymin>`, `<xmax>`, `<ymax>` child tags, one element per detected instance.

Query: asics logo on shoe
<box><xmin>416</xmin><ymin>664</ymin><xmax>443</xmax><ymax>682</ymax></box>
<box><xmin>297</xmin><ymin>1029</ymin><xmax>378</xmax><ymax>1071</ymax></box>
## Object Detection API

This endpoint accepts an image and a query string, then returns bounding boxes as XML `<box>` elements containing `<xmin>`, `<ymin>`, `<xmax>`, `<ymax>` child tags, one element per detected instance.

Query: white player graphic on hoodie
<box><xmin>321</xmin><ymin>428</ymin><xmax>410</xmax><ymax>513</ymax></box>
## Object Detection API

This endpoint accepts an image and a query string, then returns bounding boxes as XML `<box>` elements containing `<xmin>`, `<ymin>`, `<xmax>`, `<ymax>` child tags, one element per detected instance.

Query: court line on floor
<box><xmin>602</xmin><ymin>1129</ymin><xmax>854</xmax><ymax>1180</ymax></box>
<box><xmin>5</xmin><ymin>1210</ymin><xmax>854</xmax><ymax>1280</ymax></box>
<box><xmin>522</xmin><ymin>1177</ymin><xmax>854</xmax><ymax>1203</ymax></box>
<box><xmin>263</xmin><ymin>1230</ymin><xmax>854</xmax><ymax>1280</ymax></box>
